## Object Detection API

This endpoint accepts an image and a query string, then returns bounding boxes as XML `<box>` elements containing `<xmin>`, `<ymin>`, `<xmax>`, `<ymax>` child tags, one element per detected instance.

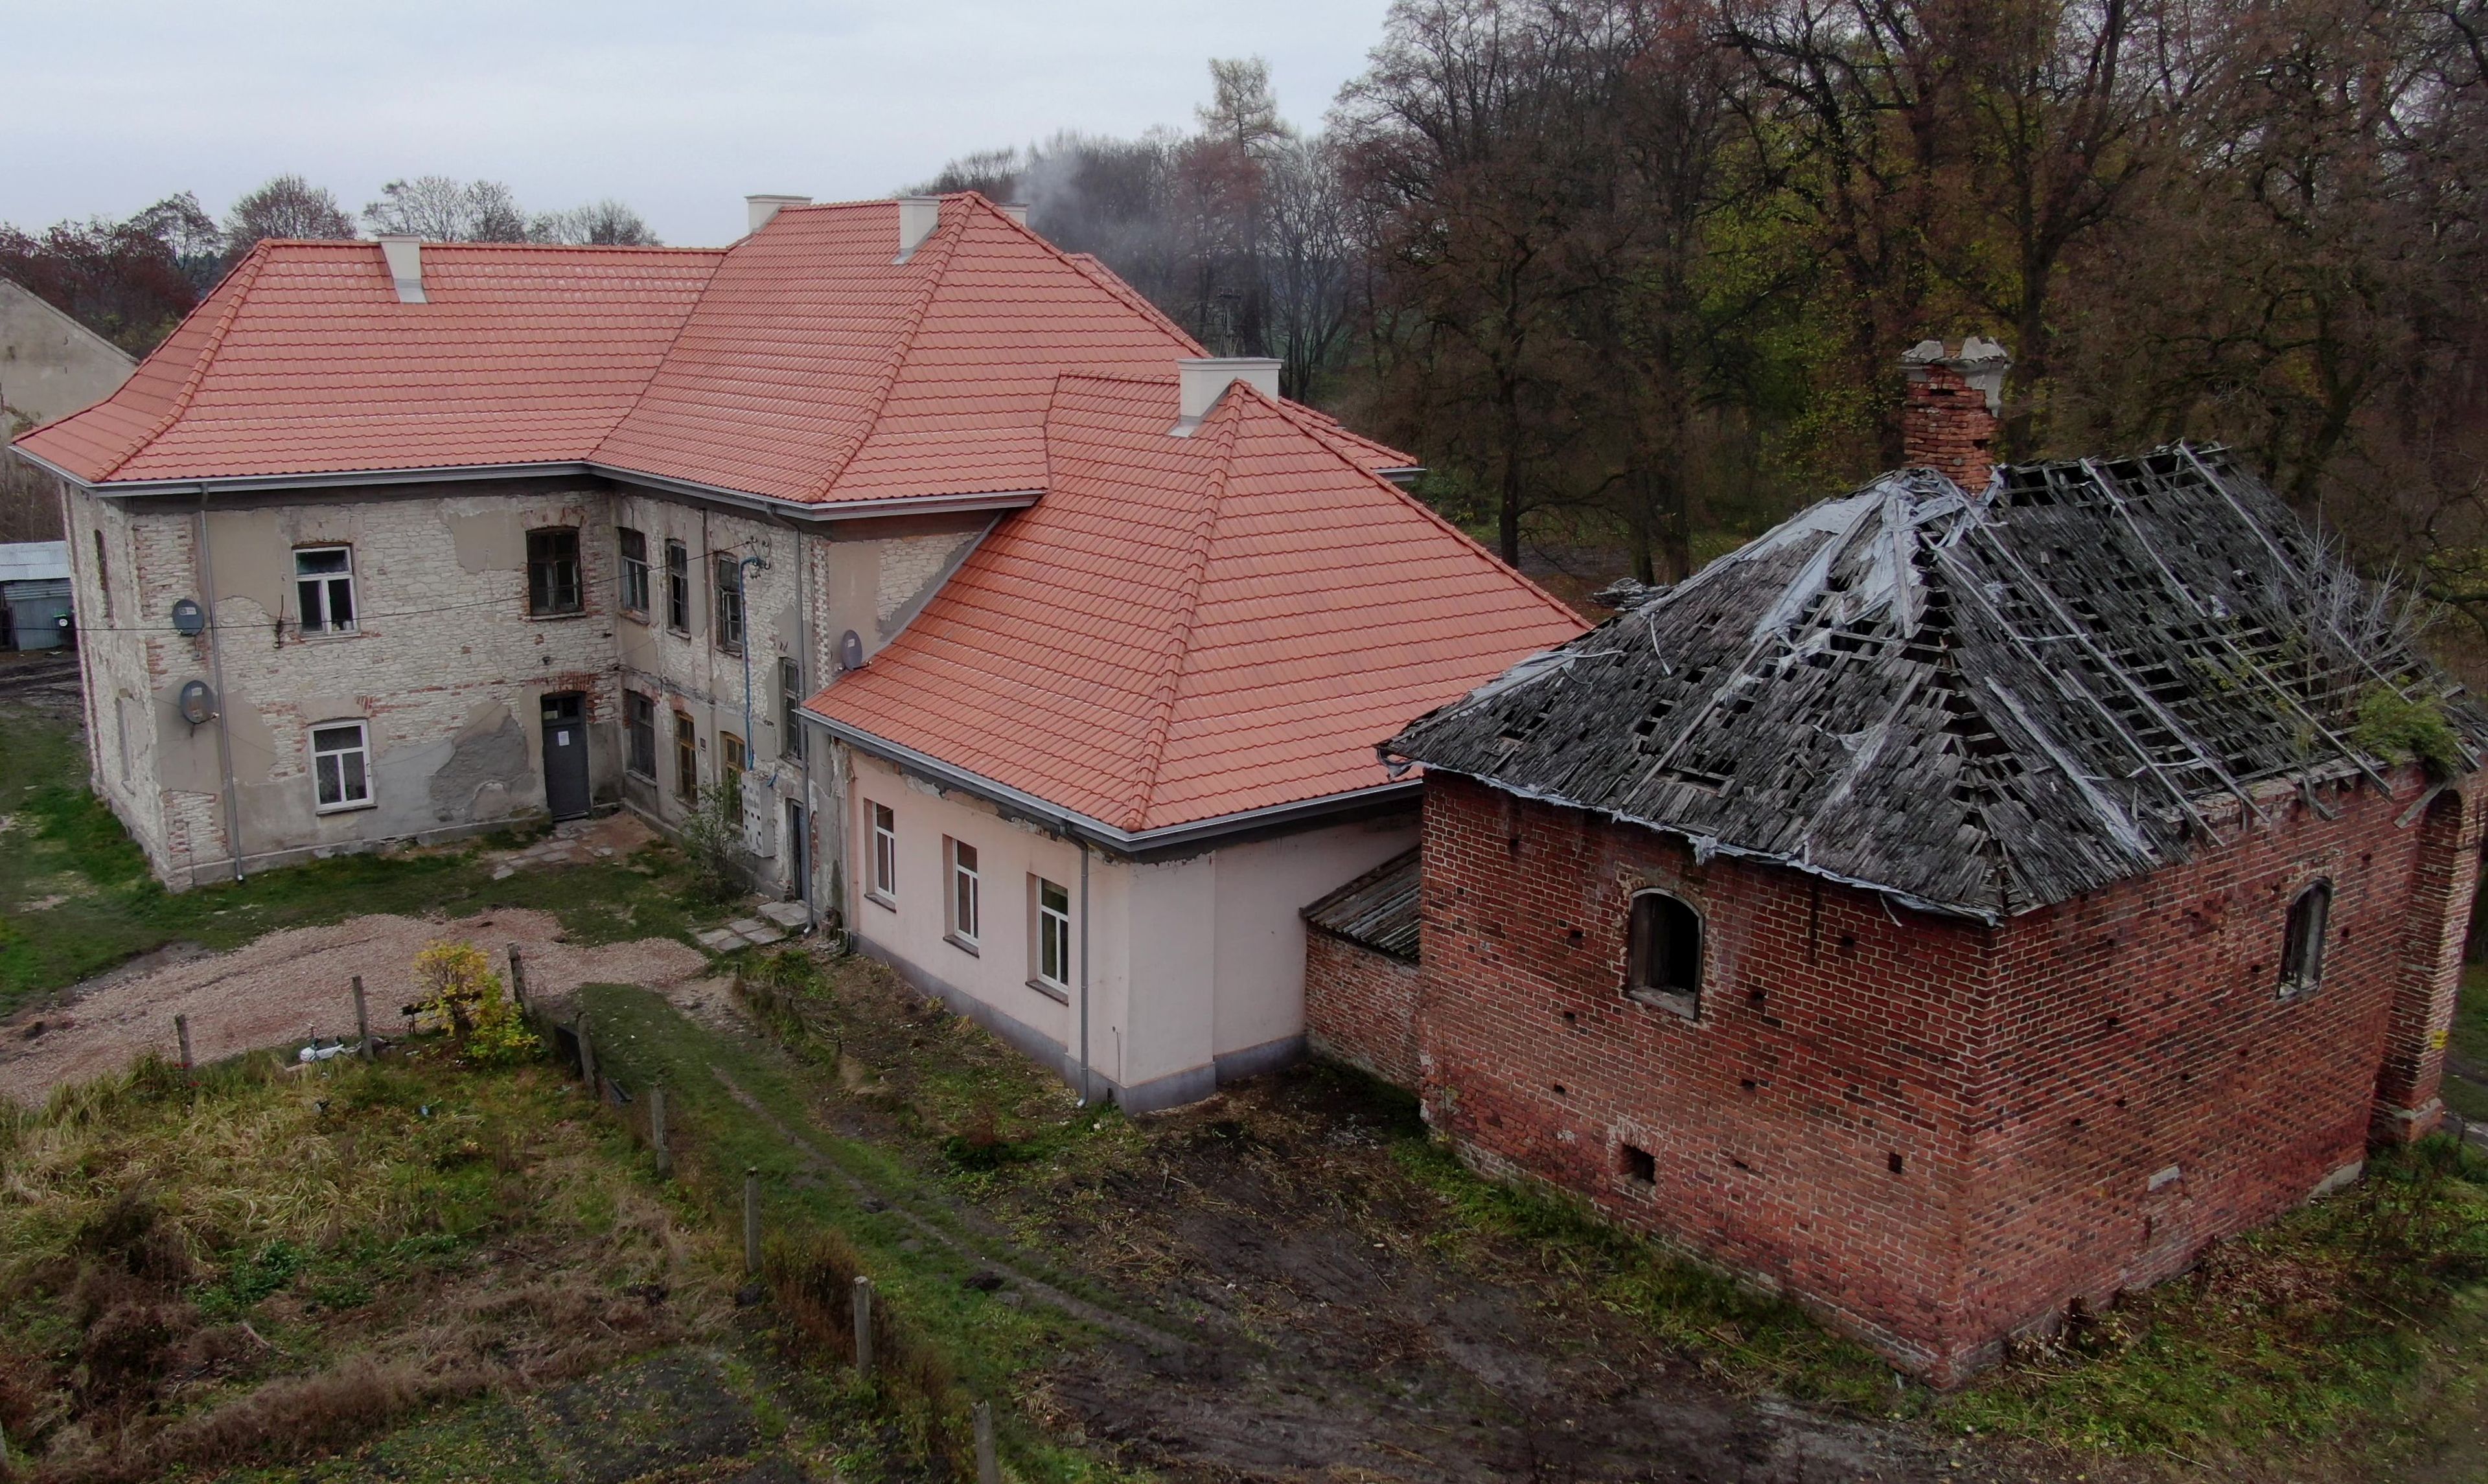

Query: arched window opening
<box><xmin>1627</xmin><ymin>891</ymin><xmax>1703</xmax><ymax>1018</ymax></box>
<box><xmin>2280</xmin><ymin>880</ymin><xmax>2331</xmax><ymax>996</ymax></box>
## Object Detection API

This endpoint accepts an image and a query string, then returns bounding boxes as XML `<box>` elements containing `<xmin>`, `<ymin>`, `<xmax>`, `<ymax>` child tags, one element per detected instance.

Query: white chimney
<box><xmin>999</xmin><ymin>202</ymin><xmax>1031</xmax><ymax>227</ymax></box>
<box><xmin>376</xmin><ymin>236</ymin><xmax>425</xmax><ymax>304</ymax></box>
<box><xmin>895</xmin><ymin>196</ymin><xmax>943</xmax><ymax>262</ymax></box>
<box><xmin>745</xmin><ymin>194</ymin><xmax>810</xmax><ymax>234</ymax></box>
<box><xmin>1172</xmin><ymin>357</ymin><xmax>1282</xmax><ymax>436</ymax></box>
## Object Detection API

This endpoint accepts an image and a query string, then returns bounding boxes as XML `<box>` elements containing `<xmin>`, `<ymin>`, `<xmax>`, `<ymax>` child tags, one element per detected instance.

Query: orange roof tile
<box><xmin>17</xmin><ymin>194</ymin><xmax>1410</xmax><ymax>503</ymax></box>
<box><xmin>807</xmin><ymin>375</ymin><xmax>1584</xmax><ymax>832</ymax></box>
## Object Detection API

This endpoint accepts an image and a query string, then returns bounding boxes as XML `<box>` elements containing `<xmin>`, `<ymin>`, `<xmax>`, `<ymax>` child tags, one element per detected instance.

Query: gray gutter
<box><xmin>7</xmin><ymin>445</ymin><xmax>1041</xmax><ymax>525</ymax></box>
<box><xmin>801</xmin><ymin>708</ymin><xmax>1421</xmax><ymax>854</ymax></box>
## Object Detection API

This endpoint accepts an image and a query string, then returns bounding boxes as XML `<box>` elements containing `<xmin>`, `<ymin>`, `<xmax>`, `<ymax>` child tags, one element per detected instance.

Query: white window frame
<box><xmin>946</xmin><ymin>837</ymin><xmax>980</xmax><ymax>952</ymax></box>
<box><xmin>295</xmin><ymin>545</ymin><xmax>357</xmax><ymax>635</ymax></box>
<box><xmin>310</xmin><ymin>720</ymin><xmax>374</xmax><ymax>814</ymax></box>
<box><xmin>1030</xmin><ymin>875</ymin><xmax>1071</xmax><ymax>1000</ymax></box>
<box><xmin>868</xmin><ymin>802</ymin><xmax>897</xmax><ymax>906</ymax></box>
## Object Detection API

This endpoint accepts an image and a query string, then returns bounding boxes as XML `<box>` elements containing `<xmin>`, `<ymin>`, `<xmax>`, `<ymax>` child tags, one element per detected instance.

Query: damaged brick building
<box><xmin>1311</xmin><ymin>340</ymin><xmax>2488</xmax><ymax>1381</ymax></box>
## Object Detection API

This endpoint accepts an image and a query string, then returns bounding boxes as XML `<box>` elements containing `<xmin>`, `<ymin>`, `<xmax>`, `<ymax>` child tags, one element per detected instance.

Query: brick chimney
<box><xmin>1900</xmin><ymin>336</ymin><xmax>2010</xmax><ymax>491</ymax></box>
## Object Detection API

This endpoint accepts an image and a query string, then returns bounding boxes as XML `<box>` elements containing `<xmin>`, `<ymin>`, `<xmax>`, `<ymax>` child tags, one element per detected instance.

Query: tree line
<box><xmin>0</xmin><ymin>176</ymin><xmax>656</xmax><ymax>366</ymax></box>
<box><xmin>933</xmin><ymin>1</ymin><xmax>2488</xmax><ymax>628</ymax></box>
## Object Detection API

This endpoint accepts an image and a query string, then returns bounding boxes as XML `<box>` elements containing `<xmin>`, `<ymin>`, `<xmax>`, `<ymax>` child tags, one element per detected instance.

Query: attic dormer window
<box><xmin>1626</xmin><ymin>889</ymin><xmax>1703</xmax><ymax>1020</ymax></box>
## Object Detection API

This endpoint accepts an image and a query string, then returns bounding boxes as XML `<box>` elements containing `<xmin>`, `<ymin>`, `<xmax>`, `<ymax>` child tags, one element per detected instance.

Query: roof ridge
<box><xmin>1120</xmin><ymin>400</ymin><xmax>1240</xmax><ymax>829</ymax></box>
<box><xmin>95</xmin><ymin>244</ymin><xmax>271</xmax><ymax>483</ymax></box>
<box><xmin>800</xmin><ymin>200</ymin><xmax>967</xmax><ymax>503</ymax></box>
<box><xmin>1059</xmin><ymin>251</ymin><xmax>1208</xmax><ymax>356</ymax></box>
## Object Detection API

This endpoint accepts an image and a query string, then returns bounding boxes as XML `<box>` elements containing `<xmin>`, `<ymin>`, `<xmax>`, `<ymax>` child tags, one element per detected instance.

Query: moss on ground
<box><xmin>0</xmin><ymin>701</ymin><xmax>731</xmax><ymax>1013</ymax></box>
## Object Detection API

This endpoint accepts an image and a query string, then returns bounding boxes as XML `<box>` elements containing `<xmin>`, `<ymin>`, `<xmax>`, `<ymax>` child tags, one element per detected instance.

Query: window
<box><xmin>1620</xmin><ymin>1143</ymin><xmax>1656</xmax><ymax>1187</ymax></box>
<box><xmin>1031</xmin><ymin>876</ymin><xmax>1071</xmax><ymax>996</ymax></box>
<box><xmin>1626</xmin><ymin>890</ymin><xmax>1703</xmax><ymax>1017</ymax></box>
<box><xmin>618</xmin><ymin>527</ymin><xmax>650</xmax><ymax>617</ymax></box>
<box><xmin>295</xmin><ymin>546</ymin><xmax>356</xmax><ymax>634</ymax></box>
<box><xmin>674</xmin><ymin>710</ymin><xmax>698</xmax><ymax>801</ymax></box>
<box><xmin>779</xmin><ymin>657</ymin><xmax>805</xmax><ymax>760</ymax></box>
<box><xmin>527</xmin><ymin>528</ymin><xmax>582</xmax><ymax>615</ymax></box>
<box><xmin>868</xmin><ymin>802</ymin><xmax>896</xmax><ymax>904</ymax></box>
<box><xmin>310</xmin><ymin>721</ymin><xmax>372</xmax><ymax>812</ymax></box>
<box><xmin>93</xmin><ymin>531</ymin><xmax>111</xmax><ymax>622</ymax></box>
<box><xmin>947</xmin><ymin>838</ymin><xmax>980</xmax><ymax>948</ymax></box>
<box><xmin>713</xmin><ymin>553</ymin><xmax>745</xmax><ymax>654</ymax></box>
<box><xmin>665</xmin><ymin>540</ymin><xmax>691</xmax><ymax>633</ymax></box>
<box><xmin>2281</xmin><ymin>880</ymin><xmax>2331</xmax><ymax>996</ymax></box>
<box><xmin>720</xmin><ymin>733</ymin><xmax>746</xmax><ymax>812</ymax></box>
<box><xmin>624</xmin><ymin>691</ymin><xmax>656</xmax><ymax>779</ymax></box>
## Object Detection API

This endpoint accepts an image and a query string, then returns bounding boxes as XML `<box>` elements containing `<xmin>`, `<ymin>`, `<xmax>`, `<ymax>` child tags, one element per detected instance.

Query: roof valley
<box><xmin>1120</xmin><ymin>402</ymin><xmax>1239</xmax><ymax>830</ymax></box>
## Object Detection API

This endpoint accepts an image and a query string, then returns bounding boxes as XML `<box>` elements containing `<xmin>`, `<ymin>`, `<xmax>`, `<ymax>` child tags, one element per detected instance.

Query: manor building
<box><xmin>7</xmin><ymin>193</ymin><xmax>1582</xmax><ymax>1112</ymax></box>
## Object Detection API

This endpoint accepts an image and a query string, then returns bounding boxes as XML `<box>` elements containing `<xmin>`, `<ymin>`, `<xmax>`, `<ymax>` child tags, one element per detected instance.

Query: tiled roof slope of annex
<box><xmin>1387</xmin><ymin>444</ymin><xmax>2488</xmax><ymax>921</ymax></box>
<box><xmin>809</xmin><ymin>374</ymin><xmax>1587</xmax><ymax>834</ymax></box>
<box><xmin>12</xmin><ymin>194</ymin><xmax>1420</xmax><ymax>501</ymax></box>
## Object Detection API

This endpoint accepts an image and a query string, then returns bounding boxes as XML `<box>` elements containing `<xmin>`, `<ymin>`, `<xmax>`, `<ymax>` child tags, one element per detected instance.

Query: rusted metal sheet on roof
<box><xmin>1387</xmin><ymin>444</ymin><xmax>2487</xmax><ymax>921</ymax></box>
<box><xmin>1303</xmin><ymin>849</ymin><xmax>1422</xmax><ymax>962</ymax></box>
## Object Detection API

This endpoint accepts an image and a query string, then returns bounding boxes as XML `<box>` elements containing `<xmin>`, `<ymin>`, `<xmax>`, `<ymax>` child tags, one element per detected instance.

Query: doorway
<box><xmin>785</xmin><ymin>799</ymin><xmax>809</xmax><ymax>904</ymax></box>
<box><xmin>540</xmin><ymin>692</ymin><xmax>590</xmax><ymax>821</ymax></box>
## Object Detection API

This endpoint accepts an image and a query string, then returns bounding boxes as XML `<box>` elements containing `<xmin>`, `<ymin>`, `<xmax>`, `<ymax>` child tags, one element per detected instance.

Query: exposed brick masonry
<box><xmin>1322</xmin><ymin>769</ymin><xmax>2482</xmax><ymax>1381</ymax></box>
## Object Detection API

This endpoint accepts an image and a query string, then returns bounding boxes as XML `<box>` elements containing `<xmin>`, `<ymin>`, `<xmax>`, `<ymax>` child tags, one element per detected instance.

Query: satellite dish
<box><xmin>170</xmin><ymin>598</ymin><xmax>206</xmax><ymax>637</ymax></box>
<box><xmin>838</xmin><ymin>630</ymin><xmax>863</xmax><ymax>672</ymax></box>
<box><xmin>176</xmin><ymin>679</ymin><xmax>218</xmax><ymax>726</ymax></box>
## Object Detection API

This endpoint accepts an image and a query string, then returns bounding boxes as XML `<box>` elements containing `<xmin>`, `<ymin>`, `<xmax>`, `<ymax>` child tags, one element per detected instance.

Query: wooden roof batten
<box><xmin>1386</xmin><ymin>443</ymin><xmax>2488</xmax><ymax>923</ymax></box>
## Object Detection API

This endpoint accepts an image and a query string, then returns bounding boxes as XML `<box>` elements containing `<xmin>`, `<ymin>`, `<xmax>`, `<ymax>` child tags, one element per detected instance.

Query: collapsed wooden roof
<box><xmin>1386</xmin><ymin>445</ymin><xmax>2486</xmax><ymax>921</ymax></box>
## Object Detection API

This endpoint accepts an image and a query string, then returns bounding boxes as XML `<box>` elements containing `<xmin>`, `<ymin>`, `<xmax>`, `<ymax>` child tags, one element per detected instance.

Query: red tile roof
<box><xmin>16</xmin><ymin>194</ymin><xmax>1382</xmax><ymax>504</ymax></box>
<box><xmin>807</xmin><ymin>374</ymin><xmax>1587</xmax><ymax>832</ymax></box>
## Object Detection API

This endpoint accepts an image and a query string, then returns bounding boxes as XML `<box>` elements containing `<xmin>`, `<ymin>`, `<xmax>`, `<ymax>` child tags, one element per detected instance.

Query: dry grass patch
<box><xmin>0</xmin><ymin>1047</ymin><xmax>726</xmax><ymax>1480</ymax></box>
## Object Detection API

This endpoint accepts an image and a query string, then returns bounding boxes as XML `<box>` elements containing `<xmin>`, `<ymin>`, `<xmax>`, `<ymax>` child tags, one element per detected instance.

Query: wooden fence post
<box><xmin>743</xmin><ymin>1167</ymin><xmax>762</xmax><ymax>1275</ymax></box>
<box><xmin>506</xmin><ymin>944</ymin><xmax>527</xmax><ymax>1010</ymax></box>
<box><xmin>352</xmin><ymin>976</ymin><xmax>372</xmax><ymax>1060</ymax></box>
<box><xmin>576</xmin><ymin>1014</ymin><xmax>596</xmax><ymax>1097</ymax></box>
<box><xmin>853</xmin><ymin>1275</ymin><xmax>875</xmax><ymax>1379</ymax></box>
<box><xmin>974</xmin><ymin>1400</ymin><xmax>997</xmax><ymax>1484</ymax></box>
<box><xmin>174</xmin><ymin>1014</ymin><xmax>192</xmax><ymax>1079</ymax></box>
<box><xmin>650</xmin><ymin>1085</ymin><xmax>671</xmax><ymax>1178</ymax></box>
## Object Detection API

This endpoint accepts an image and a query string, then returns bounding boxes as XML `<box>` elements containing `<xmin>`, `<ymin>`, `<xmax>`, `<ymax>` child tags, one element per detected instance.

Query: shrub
<box><xmin>676</xmin><ymin>784</ymin><xmax>748</xmax><ymax>903</ymax></box>
<box><xmin>411</xmin><ymin>942</ymin><xmax>538</xmax><ymax>1065</ymax></box>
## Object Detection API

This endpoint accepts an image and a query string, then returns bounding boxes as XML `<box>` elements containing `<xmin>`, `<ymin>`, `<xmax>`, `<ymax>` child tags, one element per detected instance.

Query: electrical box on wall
<box><xmin>741</xmin><ymin>771</ymin><xmax>776</xmax><ymax>857</ymax></box>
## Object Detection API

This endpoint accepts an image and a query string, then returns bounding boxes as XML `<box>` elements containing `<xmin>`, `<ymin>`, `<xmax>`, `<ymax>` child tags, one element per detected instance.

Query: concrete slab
<box><xmin>757</xmin><ymin>901</ymin><xmax>810</xmax><ymax>930</ymax></box>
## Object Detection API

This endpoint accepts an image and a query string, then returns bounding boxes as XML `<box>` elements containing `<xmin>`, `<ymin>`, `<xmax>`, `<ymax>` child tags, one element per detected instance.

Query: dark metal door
<box><xmin>785</xmin><ymin>799</ymin><xmax>808</xmax><ymax>902</ymax></box>
<box><xmin>541</xmin><ymin>692</ymin><xmax>590</xmax><ymax>821</ymax></box>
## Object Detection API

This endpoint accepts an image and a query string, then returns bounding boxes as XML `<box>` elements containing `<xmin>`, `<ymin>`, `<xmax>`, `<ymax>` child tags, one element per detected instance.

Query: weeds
<box><xmin>0</xmin><ymin>1047</ymin><xmax>725</xmax><ymax>1479</ymax></box>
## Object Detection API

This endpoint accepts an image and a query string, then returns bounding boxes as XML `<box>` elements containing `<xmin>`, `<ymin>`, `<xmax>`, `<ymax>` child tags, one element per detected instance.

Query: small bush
<box><xmin>676</xmin><ymin>786</ymin><xmax>748</xmax><ymax>903</ymax></box>
<box><xmin>411</xmin><ymin>941</ymin><xmax>538</xmax><ymax>1065</ymax></box>
<box><xmin>2352</xmin><ymin>687</ymin><xmax>2465</xmax><ymax>773</ymax></box>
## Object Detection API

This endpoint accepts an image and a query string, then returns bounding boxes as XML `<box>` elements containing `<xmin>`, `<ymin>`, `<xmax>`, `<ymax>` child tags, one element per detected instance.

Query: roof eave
<box><xmin>803</xmin><ymin>709</ymin><xmax>1421</xmax><ymax>855</ymax></box>
<box><xmin>25</xmin><ymin>451</ymin><xmax>1042</xmax><ymax>524</ymax></box>
<box><xmin>1418</xmin><ymin>764</ymin><xmax>2005</xmax><ymax>926</ymax></box>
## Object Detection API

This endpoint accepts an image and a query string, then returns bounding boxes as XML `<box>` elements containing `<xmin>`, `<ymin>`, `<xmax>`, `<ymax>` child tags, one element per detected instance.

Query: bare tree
<box><xmin>527</xmin><ymin>200</ymin><xmax>662</xmax><ymax>245</ymax></box>
<box><xmin>224</xmin><ymin>175</ymin><xmax>357</xmax><ymax>255</ymax></box>
<box><xmin>363</xmin><ymin>177</ymin><xmax>529</xmax><ymax>241</ymax></box>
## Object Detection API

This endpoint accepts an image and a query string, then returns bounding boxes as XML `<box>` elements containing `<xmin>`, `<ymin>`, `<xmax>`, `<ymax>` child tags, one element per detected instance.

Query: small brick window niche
<box><xmin>527</xmin><ymin>529</ymin><xmax>582</xmax><ymax>615</ymax></box>
<box><xmin>2279</xmin><ymin>879</ymin><xmax>2331</xmax><ymax>998</ymax></box>
<box><xmin>1626</xmin><ymin>889</ymin><xmax>1703</xmax><ymax>1019</ymax></box>
<box><xmin>1620</xmin><ymin>1143</ymin><xmax>1657</xmax><ymax>1188</ymax></box>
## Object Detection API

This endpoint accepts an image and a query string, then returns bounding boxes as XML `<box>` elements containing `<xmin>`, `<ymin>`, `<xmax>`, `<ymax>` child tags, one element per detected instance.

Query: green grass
<box><xmin>1946</xmin><ymin>1139</ymin><xmax>2488</xmax><ymax>1470</ymax></box>
<box><xmin>2445</xmin><ymin>964</ymin><xmax>2488</xmax><ymax>1122</ymax></box>
<box><xmin>0</xmin><ymin>700</ymin><xmax>731</xmax><ymax>1011</ymax></box>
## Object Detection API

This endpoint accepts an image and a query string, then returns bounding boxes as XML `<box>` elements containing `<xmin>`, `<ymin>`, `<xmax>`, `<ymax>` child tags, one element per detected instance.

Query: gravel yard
<box><xmin>0</xmin><ymin>906</ymin><xmax>717</xmax><ymax>1102</ymax></box>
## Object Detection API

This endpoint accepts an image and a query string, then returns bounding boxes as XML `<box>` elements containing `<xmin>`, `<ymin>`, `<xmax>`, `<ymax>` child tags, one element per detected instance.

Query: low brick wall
<box><xmin>1305</xmin><ymin>930</ymin><xmax>1421</xmax><ymax>1088</ymax></box>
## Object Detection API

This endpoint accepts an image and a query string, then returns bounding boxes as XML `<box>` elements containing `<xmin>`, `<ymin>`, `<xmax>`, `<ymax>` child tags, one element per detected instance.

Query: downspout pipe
<box><xmin>195</xmin><ymin>491</ymin><xmax>244</xmax><ymax>882</ymax></box>
<box><xmin>1054</xmin><ymin>812</ymin><xmax>1095</xmax><ymax>1107</ymax></box>
<box><xmin>738</xmin><ymin>553</ymin><xmax>766</xmax><ymax>803</ymax></box>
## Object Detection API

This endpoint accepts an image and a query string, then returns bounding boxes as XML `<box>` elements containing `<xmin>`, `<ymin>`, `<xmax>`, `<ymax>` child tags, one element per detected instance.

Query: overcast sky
<box><xmin>1</xmin><ymin>0</ymin><xmax>1398</xmax><ymax>246</ymax></box>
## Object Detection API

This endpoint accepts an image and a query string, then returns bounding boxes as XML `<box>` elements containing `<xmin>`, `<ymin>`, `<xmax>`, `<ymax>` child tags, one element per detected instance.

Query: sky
<box><xmin>0</xmin><ymin>0</ymin><xmax>1398</xmax><ymax>246</ymax></box>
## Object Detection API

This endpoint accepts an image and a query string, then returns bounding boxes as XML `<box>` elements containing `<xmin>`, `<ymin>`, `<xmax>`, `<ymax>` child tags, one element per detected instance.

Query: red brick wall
<box><xmin>1902</xmin><ymin>360</ymin><xmax>1998</xmax><ymax>490</ymax></box>
<box><xmin>1305</xmin><ymin>931</ymin><xmax>1422</xmax><ymax>1086</ymax></box>
<box><xmin>1413</xmin><ymin>767</ymin><xmax>2481</xmax><ymax>1380</ymax></box>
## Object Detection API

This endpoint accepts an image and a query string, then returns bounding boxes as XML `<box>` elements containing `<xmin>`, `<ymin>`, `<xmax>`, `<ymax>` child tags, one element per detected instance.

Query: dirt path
<box><xmin>0</xmin><ymin>908</ymin><xmax>715</xmax><ymax>1102</ymax></box>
